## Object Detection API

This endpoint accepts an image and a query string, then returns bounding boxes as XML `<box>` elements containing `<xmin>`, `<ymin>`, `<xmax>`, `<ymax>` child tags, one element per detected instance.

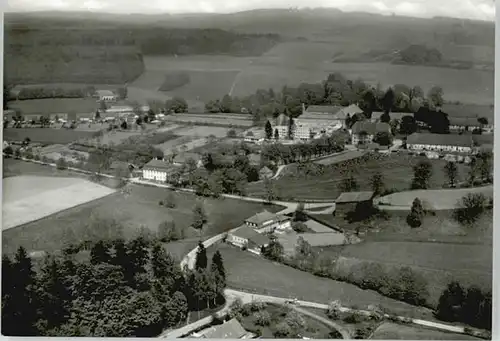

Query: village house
<box><xmin>350</xmin><ymin>121</ymin><xmax>392</xmax><ymax>145</ymax></box>
<box><xmin>142</xmin><ymin>159</ymin><xmax>180</xmax><ymax>182</ymax></box>
<box><xmin>259</xmin><ymin>166</ymin><xmax>274</xmax><ymax>180</ymax></box>
<box><xmin>448</xmin><ymin>117</ymin><xmax>482</xmax><ymax>132</ymax></box>
<box><xmin>406</xmin><ymin>133</ymin><xmax>474</xmax><ymax>154</ymax></box>
<box><xmin>244</xmin><ymin>130</ymin><xmax>265</xmax><ymax>144</ymax></box>
<box><xmin>95</xmin><ymin>90</ymin><xmax>117</xmax><ymax>102</ymax></box>
<box><xmin>334</xmin><ymin>191</ymin><xmax>375</xmax><ymax>217</ymax></box>
<box><xmin>192</xmin><ymin>318</ymin><xmax>253</xmax><ymax>339</ymax></box>
<box><xmin>171</xmin><ymin>152</ymin><xmax>204</xmax><ymax>168</ymax></box>
<box><xmin>244</xmin><ymin>210</ymin><xmax>292</xmax><ymax>233</ymax></box>
<box><xmin>227</xmin><ymin>226</ymin><xmax>271</xmax><ymax>255</ymax></box>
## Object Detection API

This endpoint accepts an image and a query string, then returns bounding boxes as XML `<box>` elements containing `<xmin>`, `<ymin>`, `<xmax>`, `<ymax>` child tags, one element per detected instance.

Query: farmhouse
<box><xmin>95</xmin><ymin>90</ymin><xmax>117</xmax><ymax>102</ymax></box>
<box><xmin>272</xmin><ymin>113</ymin><xmax>291</xmax><ymax>140</ymax></box>
<box><xmin>105</xmin><ymin>105</ymin><xmax>134</xmax><ymax>116</ymax></box>
<box><xmin>244</xmin><ymin>210</ymin><xmax>292</xmax><ymax>233</ymax></box>
<box><xmin>244</xmin><ymin>130</ymin><xmax>265</xmax><ymax>144</ymax></box>
<box><xmin>448</xmin><ymin>117</ymin><xmax>482</xmax><ymax>132</ymax></box>
<box><xmin>335</xmin><ymin>191</ymin><xmax>375</xmax><ymax>216</ymax></box>
<box><xmin>227</xmin><ymin>226</ymin><xmax>271</xmax><ymax>255</ymax></box>
<box><xmin>171</xmin><ymin>152</ymin><xmax>204</xmax><ymax>168</ymax></box>
<box><xmin>259</xmin><ymin>166</ymin><xmax>274</xmax><ymax>180</ymax></box>
<box><xmin>142</xmin><ymin>159</ymin><xmax>180</xmax><ymax>182</ymax></box>
<box><xmin>194</xmin><ymin>318</ymin><xmax>252</xmax><ymax>339</ymax></box>
<box><xmin>406</xmin><ymin>133</ymin><xmax>474</xmax><ymax>154</ymax></box>
<box><xmin>350</xmin><ymin>121</ymin><xmax>391</xmax><ymax>145</ymax></box>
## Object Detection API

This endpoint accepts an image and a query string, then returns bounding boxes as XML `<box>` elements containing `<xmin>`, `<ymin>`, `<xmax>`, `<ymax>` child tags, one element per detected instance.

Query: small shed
<box><xmin>334</xmin><ymin>191</ymin><xmax>375</xmax><ymax>216</ymax></box>
<box><xmin>259</xmin><ymin>166</ymin><xmax>274</xmax><ymax>180</ymax></box>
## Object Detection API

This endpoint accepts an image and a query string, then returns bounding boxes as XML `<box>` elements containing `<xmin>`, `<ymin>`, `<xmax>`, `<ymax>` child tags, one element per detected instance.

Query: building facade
<box><xmin>142</xmin><ymin>159</ymin><xmax>179</xmax><ymax>182</ymax></box>
<box><xmin>406</xmin><ymin>133</ymin><xmax>474</xmax><ymax>154</ymax></box>
<box><xmin>351</xmin><ymin>121</ymin><xmax>391</xmax><ymax>145</ymax></box>
<box><xmin>244</xmin><ymin>210</ymin><xmax>292</xmax><ymax>233</ymax></box>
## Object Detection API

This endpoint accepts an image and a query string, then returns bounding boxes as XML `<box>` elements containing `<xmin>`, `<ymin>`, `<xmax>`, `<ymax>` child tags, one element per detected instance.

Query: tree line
<box><xmin>2</xmin><ymin>231</ymin><xmax>227</xmax><ymax>337</ymax></box>
<box><xmin>204</xmin><ymin>72</ymin><xmax>446</xmax><ymax>122</ymax></box>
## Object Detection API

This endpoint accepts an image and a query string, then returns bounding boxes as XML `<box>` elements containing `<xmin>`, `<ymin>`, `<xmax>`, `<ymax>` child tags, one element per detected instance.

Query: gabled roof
<box><xmin>371</xmin><ymin>112</ymin><xmax>413</xmax><ymax>121</ymax></box>
<box><xmin>259</xmin><ymin>166</ymin><xmax>273</xmax><ymax>175</ymax></box>
<box><xmin>441</xmin><ymin>103</ymin><xmax>494</xmax><ymax>124</ymax></box>
<box><xmin>406</xmin><ymin>133</ymin><xmax>473</xmax><ymax>147</ymax></box>
<box><xmin>95</xmin><ymin>90</ymin><xmax>115</xmax><ymax>97</ymax></box>
<box><xmin>305</xmin><ymin>105</ymin><xmax>343</xmax><ymax>114</ymax></box>
<box><xmin>448</xmin><ymin>117</ymin><xmax>482</xmax><ymax>127</ymax></box>
<box><xmin>351</xmin><ymin>121</ymin><xmax>391</xmax><ymax>135</ymax></box>
<box><xmin>173</xmin><ymin>152</ymin><xmax>203</xmax><ymax>164</ymax></box>
<box><xmin>245</xmin><ymin>210</ymin><xmax>278</xmax><ymax>225</ymax></box>
<box><xmin>231</xmin><ymin>226</ymin><xmax>271</xmax><ymax>246</ymax></box>
<box><xmin>201</xmin><ymin>318</ymin><xmax>248</xmax><ymax>339</ymax></box>
<box><xmin>339</xmin><ymin>104</ymin><xmax>363</xmax><ymax>116</ymax></box>
<box><xmin>336</xmin><ymin>191</ymin><xmax>374</xmax><ymax>203</ymax></box>
<box><xmin>275</xmin><ymin>113</ymin><xmax>290</xmax><ymax>126</ymax></box>
<box><xmin>143</xmin><ymin>159</ymin><xmax>178</xmax><ymax>171</ymax></box>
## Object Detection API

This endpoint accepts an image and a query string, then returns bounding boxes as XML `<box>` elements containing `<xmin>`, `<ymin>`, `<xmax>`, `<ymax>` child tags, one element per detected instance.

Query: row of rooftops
<box><xmin>406</xmin><ymin>132</ymin><xmax>493</xmax><ymax>148</ymax></box>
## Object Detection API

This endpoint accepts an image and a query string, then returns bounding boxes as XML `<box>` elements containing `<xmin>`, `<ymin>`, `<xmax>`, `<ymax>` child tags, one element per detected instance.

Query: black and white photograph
<box><xmin>1</xmin><ymin>0</ymin><xmax>495</xmax><ymax>339</ymax></box>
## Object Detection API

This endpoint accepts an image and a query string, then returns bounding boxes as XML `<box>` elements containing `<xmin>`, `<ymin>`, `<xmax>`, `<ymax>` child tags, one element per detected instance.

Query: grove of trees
<box><xmin>2</xmin><ymin>232</ymin><xmax>227</xmax><ymax>337</ymax></box>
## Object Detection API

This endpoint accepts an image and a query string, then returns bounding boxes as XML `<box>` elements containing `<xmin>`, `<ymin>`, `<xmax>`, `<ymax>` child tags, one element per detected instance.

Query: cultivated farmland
<box><xmin>173</xmin><ymin>126</ymin><xmax>235</xmax><ymax>138</ymax></box>
<box><xmin>2</xmin><ymin>184</ymin><xmax>282</xmax><ymax>254</ymax></box>
<box><xmin>7</xmin><ymin>98</ymin><xmax>99</xmax><ymax>115</ymax></box>
<box><xmin>3</xmin><ymin>128</ymin><xmax>98</xmax><ymax>144</ymax></box>
<box><xmin>3</xmin><ymin>175</ymin><xmax>115</xmax><ymax>230</ymax></box>
<box><xmin>371</xmin><ymin>322</ymin><xmax>480</xmax><ymax>340</ymax></box>
<box><xmin>206</xmin><ymin>244</ymin><xmax>435</xmax><ymax>319</ymax></box>
<box><xmin>163</xmin><ymin>114</ymin><xmax>254</xmax><ymax>127</ymax></box>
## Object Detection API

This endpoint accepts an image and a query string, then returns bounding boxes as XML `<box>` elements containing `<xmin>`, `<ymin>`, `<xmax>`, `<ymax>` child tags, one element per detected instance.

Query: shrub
<box><xmin>407</xmin><ymin>198</ymin><xmax>424</xmax><ymax>228</ymax></box>
<box><xmin>343</xmin><ymin>311</ymin><xmax>365</xmax><ymax>324</ymax></box>
<box><xmin>453</xmin><ymin>193</ymin><xmax>487</xmax><ymax>225</ymax></box>
<box><xmin>227</xmin><ymin>129</ymin><xmax>237</xmax><ymax>138</ymax></box>
<box><xmin>274</xmin><ymin>322</ymin><xmax>292</xmax><ymax>338</ymax></box>
<box><xmin>327</xmin><ymin>300</ymin><xmax>342</xmax><ymax>320</ymax></box>
<box><xmin>33</xmin><ymin>154</ymin><xmax>41</xmax><ymax>161</ymax></box>
<box><xmin>159</xmin><ymin>200</ymin><xmax>164</xmax><ymax>206</ymax></box>
<box><xmin>253</xmin><ymin>311</ymin><xmax>271</xmax><ymax>326</ymax></box>
<box><xmin>56</xmin><ymin>157</ymin><xmax>68</xmax><ymax>170</ymax></box>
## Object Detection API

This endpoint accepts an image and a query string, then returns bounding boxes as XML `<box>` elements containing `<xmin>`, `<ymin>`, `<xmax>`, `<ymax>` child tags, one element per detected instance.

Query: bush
<box><xmin>453</xmin><ymin>193</ymin><xmax>487</xmax><ymax>225</ymax></box>
<box><xmin>253</xmin><ymin>311</ymin><xmax>271</xmax><ymax>326</ymax></box>
<box><xmin>56</xmin><ymin>157</ymin><xmax>68</xmax><ymax>170</ymax></box>
<box><xmin>33</xmin><ymin>154</ymin><xmax>41</xmax><ymax>161</ymax></box>
<box><xmin>274</xmin><ymin>321</ymin><xmax>292</xmax><ymax>338</ymax></box>
<box><xmin>227</xmin><ymin>129</ymin><xmax>237</xmax><ymax>138</ymax></box>
<box><xmin>343</xmin><ymin>311</ymin><xmax>365</xmax><ymax>324</ymax></box>
<box><xmin>157</xmin><ymin>220</ymin><xmax>183</xmax><ymax>242</ymax></box>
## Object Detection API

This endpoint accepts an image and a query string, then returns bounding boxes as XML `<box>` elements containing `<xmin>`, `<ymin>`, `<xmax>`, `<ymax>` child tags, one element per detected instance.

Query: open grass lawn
<box><xmin>311</xmin><ymin>210</ymin><xmax>492</xmax><ymax>306</ymax></box>
<box><xmin>238</xmin><ymin>303</ymin><xmax>339</xmax><ymax>339</ymax></box>
<box><xmin>7</xmin><ymin>98</ymin><xmax>100</xmax><ymax>115</ymax></box>
<box><xmin>2</xmin><ymin>183</ymin><xmax>282</xmax><ymax>255</ymax></box>
<box><xmin>4</xmin><ymin>128</ymin><xmax>97</xmax><ymax>144</ymax></box>
<box><xmin>206</xmin><ymin>244</ymin><xmax>435</xmax><ymax>320</ymax></box>
<box><xmin>371</xmin><ymin>322</ymin><xmax>481</xmax><ymax>340</ymax></box>
<box><xmin>247</xmin><ymin>154</ymin><xmax>470</xmax><ymax>201</ymax></box>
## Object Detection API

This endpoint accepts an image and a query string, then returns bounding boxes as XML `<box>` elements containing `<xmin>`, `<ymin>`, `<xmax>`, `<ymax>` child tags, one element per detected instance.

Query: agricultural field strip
<box><xmin>3</xmin><ymin>176</ymin><xmax>115</xmax><ymax>230</ymax></box>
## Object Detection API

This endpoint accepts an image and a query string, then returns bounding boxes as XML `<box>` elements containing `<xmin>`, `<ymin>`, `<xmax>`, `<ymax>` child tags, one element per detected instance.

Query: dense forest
<box><xmin>2</xmin><ymin>229</ymin><xmax>227</xmax><ymax>337</ymax></box>
<box><xmin>4</xmin><ymin>21</ymin><xmax>281</xmax><ymax>85</ymax></box>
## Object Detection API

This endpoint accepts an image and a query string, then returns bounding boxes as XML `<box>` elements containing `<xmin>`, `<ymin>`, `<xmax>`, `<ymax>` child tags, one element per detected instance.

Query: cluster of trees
<box><xmin>396</xmin><ymin>44</ymin><xmax>443</xmax><ymax>65</ymax></box>
<box><xmin>2</xmin><ymin>228</ymin><xmax>228</xmax><ymax>337</ymax></box>
<box><xmin>15</xmin><ymin>86</ymin><xmax>91</xmax><ymax>100</ymax></box>
<box><xmin>260</xmin><ymin>134</ymin><xmax>346</xmax><ymax>165</ymax></box>
<box><xmin>280</xmin><ymin>238</ymin><xmax>430</xmax><ymax>307</ymax></box>
<box><xmin>436</xmin><ymin>281</ymin><xmax>491</xmax><ymax>330</ymax></box>
<box><xmin>205</xmin><ymin>72</ymin><xmax>446</xmax><ymax>122</ymax></box>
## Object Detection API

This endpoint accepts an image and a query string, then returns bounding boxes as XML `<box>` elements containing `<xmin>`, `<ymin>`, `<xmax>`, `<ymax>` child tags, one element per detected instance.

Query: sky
<box><xmin>5</xmin><ymin>0</ymin><xmax>496</xmax><ymax>21</ymax></box>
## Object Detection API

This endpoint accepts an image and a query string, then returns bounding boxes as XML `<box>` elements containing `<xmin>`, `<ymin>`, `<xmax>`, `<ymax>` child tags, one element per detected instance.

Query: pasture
<box><xmin>206</xmin><ymin>244</ymin><xmax>435</xmax><ymax>319</ymax></box>
<box><xmin>173</xmin><ymin>126</ymin><xmax>233</xmax><ymax>138</ymax></box>
<box><xmin>7</xmin><ymin>98</ymin><xmax>99</xmax><ymax>115</ymax></box>
<box><xmin>153</xmin><ymin>135</ymin><xmax>206</xmax><ymax>154</ymax></box>
<box><xmin>163</xmin><ymin>114</ymin><xmax>254</xmax><ymax>128</ymax></box>
<box><xmin>377</xmin><ymin>186</ymin><xmax>494</xmax><ymax>210</ymax></box>
<box><xmin>314</xmin><ymin>150</ymin><xmax>367</xmax><ymax>165</ymax></box>
<box><xmin>2</xmin><ymin>184</ymin><xmax>282</xmax><ymax>254</ymax></box>
<box><xmin>371</xmin><ymin>322</ymin><xmax>480</xmax><ymax>340</ymax></box>
<box><xmin>3</xmin><ymin>128</ymin><xmax>97</xmax><ymax>144</ymax></box>
<box><xmin>247</xmin><ymin>153</ymin><xmax>470</xmax><ymax>201</ymax></box>
<box><xmin>137</xmin><ymin>43</ymin><xmax>493</xmax><ymax>105</ymax></box>
<box><xmin>3</xmin><ymin>175</ymin><xmax>115</xmax><ymax>230</ymax></box>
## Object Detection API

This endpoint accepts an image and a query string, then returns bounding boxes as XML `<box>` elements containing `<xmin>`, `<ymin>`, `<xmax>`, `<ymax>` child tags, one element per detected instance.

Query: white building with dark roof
<box><xmin>244</xmin><ymin>210</ymin><xmax>291</xmax><ymax>233</ymax></box>
<box><xmin>406</xmin><ymin>133</ymin><xmax>474</xmax><ymax>154</ymax></box>
<box><xmin>142</xmin><ymin>159</ymin><xmax>180</xmax><ymax>182</ymax></box>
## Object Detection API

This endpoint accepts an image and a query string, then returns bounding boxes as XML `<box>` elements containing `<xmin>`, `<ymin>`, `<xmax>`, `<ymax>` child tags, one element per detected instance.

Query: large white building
<box><xmin>244</xmin><ymin>210</ymin><xmax>292</xmax><ymax>234</ymax></box>
<box><xmin>142</xmin><ymin>159</ymin><xmax>179</xmax><ymax>182</ymax></box>
<box><xmin>406</xmin><ymin>133</ymin><xmax>474</xmax><ymax>154</ymax></box>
